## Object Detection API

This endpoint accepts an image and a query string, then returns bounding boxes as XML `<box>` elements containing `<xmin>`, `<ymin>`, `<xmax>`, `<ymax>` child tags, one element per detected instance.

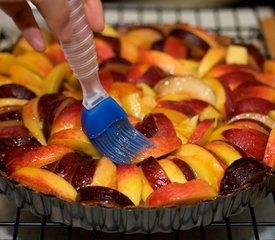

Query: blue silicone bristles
<box><xmin>90</xmin><ymin>119</ymin><xmax>153</xmax><ymax>165</ymax></box>
<box><xmin>81</xmin><ymin>97</ymin><xmax>153</xmax><ymax>165</ymax></box>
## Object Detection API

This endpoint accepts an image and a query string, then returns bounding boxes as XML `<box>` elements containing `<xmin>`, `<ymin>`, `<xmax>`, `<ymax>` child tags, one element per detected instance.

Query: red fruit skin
<box><xmin>223</xmin><ymin>128</ymin><xmax>269</xmax><ymax>161</ymax></box>
<box><xmin>0</xmin><ymin>83</ymin><xmax>36</xmax><ymax>99</ymax></box>
<box><xmin>144</xmin><ymin>180</ymin><xmax>217</xmax><ymax>207</ymax></box>
<box><xmin>157</xmin><ymin>99</ymin><xmax>208</xmax><ymax>117</ymax></box>
<box><xmin>137</xmin><ymin>113</ymin><xmax>176</xmax><ymax>138</ymax></box>
<box><xmin>141</xmin><ymin>156</ymin><xmax>171</xmax><ymax>190</ymax></box>
<box><xmin>163</xmin><ymin>36</ymin><xmax>188</xmax><ymax>59</ymax></box>
<box><xmin>218</xmin><ymin>71</ymin><xmax>257</xmax><ymax>91</ymax></box>
<box><xmin>170</xmin><ymin>158</ymin><xmax>196</xmax><ymax>181</ymax></box>
<box><xmin>233</xmin><ymin>97</ymin><xmax>274</xmax><ymax>116</ymax></box>
<box><xmin>137</xmin><ymin>66</ymin><xmax>168</xmax><ymax>87</ymax></box>
<box><xmin>188</xmin><ymin>119</ymin><xmax>215</xmax><ymax>144</ymax></box>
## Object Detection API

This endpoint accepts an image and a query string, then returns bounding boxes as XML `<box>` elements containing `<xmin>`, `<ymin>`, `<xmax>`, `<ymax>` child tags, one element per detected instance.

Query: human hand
<box><xmin>0</xmin><ymin>0</ymin><xmax>104</xmax><ymax>52</ymax></box>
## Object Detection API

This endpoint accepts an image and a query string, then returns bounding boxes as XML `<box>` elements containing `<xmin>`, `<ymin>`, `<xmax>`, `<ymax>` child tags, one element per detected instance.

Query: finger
<box><xmin>83</xmin><ymin>0</ymin><xmax>105</xmax><ymax>32</ymax></box>
<box><xmin>32</xmin><ymin>0</ymin><xmax>72</xmax><ymax>41</ymax></box>
<box><xmin>0</xmin><ymin>2</ymin><xmax>46</xmax><ymax>51</ymax></box>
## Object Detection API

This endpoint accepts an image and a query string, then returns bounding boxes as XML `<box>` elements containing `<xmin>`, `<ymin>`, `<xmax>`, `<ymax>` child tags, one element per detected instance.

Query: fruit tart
<box><xmin>0</xmin><ymin>23</ymin><xmax>274</xmax><ymax>232</ymax></box>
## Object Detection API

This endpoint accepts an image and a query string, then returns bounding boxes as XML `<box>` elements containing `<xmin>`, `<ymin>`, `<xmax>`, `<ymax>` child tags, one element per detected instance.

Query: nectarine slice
<box><xmin>263</xmin><ymin>128</ymin><xmax>275</xmax><ymax>168</ymax></box>
<box><xmin>22</xmin><ymin>97</ymin><xmax>46</xmax><ymax>145</ymax></box>
<box><xmin>11</xmin><ymin>167</ymin><xmax>78</xmax><ymax>201</ymax></box>
<box><xmin>7</xmin><ymin>144</ymin><xmax>73</xmax><ymax>173</ymax></box>
<box><xmin>117</xmin><ymin>164</ymin><xmax>142</xmax><ymax>206</ymax></box>
<box><xmin>144</xmin><ymin>180</ymin><xmax>217</xmax><ymax>207</ymax></box>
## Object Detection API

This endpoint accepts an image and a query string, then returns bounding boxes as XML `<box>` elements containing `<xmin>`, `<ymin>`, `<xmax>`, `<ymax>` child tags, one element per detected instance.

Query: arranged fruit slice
<box><xmin>22</xmin><ymin>97</ymin><xmax>46</xmax><ymax>145</ymax></box>
<box><xmin>8</xmin><ymin>63</ymin><xmax>43</xmax><ymax>96</ymax></box>
<box><xmin>48</xmin><ymin>129</ymin><xmax>101</xmax><ymax>158</ymax></box>
<box><xmin>0</xmin><ymin>53</ymin><xmax>15</xmax><ymax>74</ymax></box>
<box><xmin>15</xmin><ymin>51</ymin><xmax>53</xmax><ymax>77</ymax></box>
<box><xmin>0</xmin><ymin>83</ymin><xmax>36</xmax><ymax>100</ymax></box>
<box><xmin>204</xmin><ymin>140</ymin><xmax>244</xmax><ymax>166</ymax></box>
<box><xmin>198</xmin><ymin>47</ymin><xmax>226</xmax><ymax>78</ymax></box>
<box><xmin>10</xmin><ymin>167</ymin><xmax>78</xmax><ymax>201</ymax></box>
<box><xmin>0</xmin><ymin>120</ymin><xmax>29</xmax><ymax>138</ymax></box>
<box><xmin>226</xmin><ymin>45</ymin><xmax>248</xmax><ymax>65</ymax></box>
<box><xmin>219</xmin><ymin>158</ymin><xmax>271</xmax><ymax>195</ymax></box>
<box><xmin>42</xmin><ymin>63</ymin><xmax>70</xmax><ymax>94</ymax></box>
<box><xmin>139</xmin><ymin>50</ymin><xmax>190</xmax><ymax>75</ymax></box>
<box><xmin>158</xmin><ymin>158</ymin><xmax>187</xmax><ymax>183</ymax></box>
<box><xmin>223</xmin><ymin>128</ymin><xmax>269</xmax><ymax>161</ymax></box>
<box><xmin>144</xmin><ymin>180</ymin><xmax>217</xmax><ymax>207</ymax></box>
<box><xmin>188</xmin><ymin>119</ymin><xmax>216</xmax><ymax>145</ymax></box>
<box><xmin>202</xmin><ymin>77</ymin><xmax>234</xmax><ymax>119</ymax></box>
<box><xmin>154</xmin><ymin>76</ymin><xmax>216</xmax><ymax>105</ymax></box>
<box><xmin>117</xmin><ymin>164</ymin><xmax>142</xmax><ymax>206</ymax></box>
<box><xmin>263</xmin><ymin>128</ymin><xmax>275</xmax><ymax>168</ymax></box>
<box><xmin>91</xmin><ymin>157</ymin><xmax>116</xmax><ymax>189</ymax></box>
<box><xmin>174</xmin><ymin>143</ymin><xmax>224</xmax><ymax>191</ymax></box>
<box><xmin>79</xmin><ymin>186</ymin><xmax>134</xmax><ymax>207</ymax></box>
<box><xmin>6</xmin><ymin>144</ymin><xmax>73</xmax><ymax>173</ymax></box>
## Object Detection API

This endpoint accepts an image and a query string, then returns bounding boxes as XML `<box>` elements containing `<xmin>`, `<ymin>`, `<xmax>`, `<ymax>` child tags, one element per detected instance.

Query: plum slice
<box><xmin>0</xmin><ymin>84</ymin><xmax>35</xmax><ymax>99</ymax></box>
<box><xmin>79</xmin><ymin>186</ymin><xmax>134</xmax><ymax>207</ymax></box>
<box><xmin>219</xmin><ymin>157</ymin><xmax>271</xmax><ymax>196</ymax></box>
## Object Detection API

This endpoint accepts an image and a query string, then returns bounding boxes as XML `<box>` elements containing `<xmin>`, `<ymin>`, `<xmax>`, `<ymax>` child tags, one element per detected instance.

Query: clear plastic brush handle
<box><xmin>61</xmin><ymin>0</ymin><xmax>108</xmax><ymax>110</ymax></box>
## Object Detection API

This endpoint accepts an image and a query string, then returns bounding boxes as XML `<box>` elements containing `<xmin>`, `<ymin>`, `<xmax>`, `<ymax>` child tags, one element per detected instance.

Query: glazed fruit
<box><xmin>0</xmin><ymin>22</ymin><xmax>274</xmax><ymax>208</ymax></box>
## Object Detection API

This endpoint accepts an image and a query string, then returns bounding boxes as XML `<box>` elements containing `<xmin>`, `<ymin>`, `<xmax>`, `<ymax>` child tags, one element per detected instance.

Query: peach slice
<box><xmin>218</xmin><ymin>71</ymin><xmax>257</xmax><ymax>91</ymax></box>
<box><xmin>206</xmin><ymin>63</ymin><xmax>258</xmax><ymax>79</ymax></box>
<box><xmin>233</xmin><ymin>82</ymin><xmax>275</xmax><ymax>103</ymax></box>
<box><xmin>154</xmin><ymin>76</ymin><xmax>216</xmax><ymax>105</ymax></box>
<box><xmin>203</xmin><ymin>77</ymin><xmax>234</xmax><ymax>119</ymax></box>
<box><xmin>122</xmin><ymin>27</ymin><xmax>163</xmax><ymax>49</ymax></box>
<box><xmin>158</xmin><ymin>159</ymin><xmax>187</xmax><ymax>184</ymax></box>
<box><xmin>7</xmin><ymin>144</ymin><xmax>73</xmax><ymax>173</ymax></box>
<box><xmin>91</xmin><ymin>157</ymin><xmax>117</xmax><ymax>189</ymax></box>
<box><xmin>226</xmin><ymin>45</ymin><xmax>248</xmax><ymax>65</ymax></box>
<box><xmin>263</xmin><ymin>59</ymin><xmax>275</xmax><ymax>73</ymax></box>
<box><xmin>204</xmin><ymin>140</ymin><xmax>244</xmax><ymax>166</ymax></box>
<box><xmin>223</xmin><ymin>128</ymin><xmax>269</xmax><ymax>161</ymax></box>
<box><xmin>198</xmin><ymin>47</ymin><xmax>226</xmax><ymax>78</ymax></box>
<box><xmin>10</xmin><ymin>167</ymin><xmax>78</xmax><ymax>201</ymax></box>
<box><xmin>94</xmin><ymin>37</ymin><xmax>117</xmax><ymax>63</ymax></box>
<box><xmin>228</xmin><ymin>113</ymin><xmax>275</xmax><ymax>130</ymax></box>
<box><xmin>0</xmin><ymin>75</ymin><xmax>12</xmax><ymax>86</ymax></box>
<box><xmin>120</xmin><ymin>35</ymin><xmax>139</xmax><ymax>63</ymax></box>
<box><xmin>151</xmin><ymin>107</ymin><xmax>188</xmax><ymax>125</ymax></box>
<box><xmin>15</xmin><ymin>52</ymin><xmax>53</xmax><ymax>77</ymax></box>
<box><xmin>134</xmin><ymin>136</ymin><xmax>182</xmax><ymax>163</ymax></box>
<box><xmin>8</xmin><ymin>64</ymin><xmax>42</xmax><ymax>96</ymax></box>
<box><xmin>0</xmin><ymin>53</ymin><xmax>15</xmax><ymax>75</ymax></box>
<box><xmin>144</xmin><ymin>180</ymin><xmax>217</xmax><ymax>207</ymax></box>
<box><xmin>50</xmin><ymin>100</ymin><xmax>82</xmax><ymax>135</ymax></box>
<box><xmin>263</xmin><ymin>128</ymin><xmax>275</xmax><ymax>168</ymax></box>
<box><xmin>48</xmin><ymin>129</ymin><xmax>101</xmax><ymax>158</ymax></box>
<box><xmin>0</xmin><ymin>98</ymin><xmax>28</xmax><ymax>107</ymax></box>
<box><xmin>22</xmin><ymin>97</ymin><xmax>46</xmax><ymax>145</ymax></box>
<box><xmin>0</xmin><ymin>120</ymin><xmax>29</xmax><ymax>137</ymax></box>
<box><xmin>117</xmin><ymin>164</ymin><xmax>142</xmax><ymax>206</ymax></box>
<box><xmin>256</xmin><ymin>72</ymin><xmax>275</xmax><ymax>88</ymax></box>
<box><xmin>42</xmin><ymin>63</ymin><xmax>70</xmax><ymax>94</ymax></box>
<box><xmin>101</xmin><ymin>24</ymin><xmax>119</xmax><ymax>38</ymax></box>
<box><xmin>139</xmin><ymin>50</ymin><xmax>190</xmax><ymax>75</ymax></box>
<box><xmin>174</xmin><ymin>143</ymin><xmax>224</xmax><ymax>191</ymax></box>
<box><xmin>188</xmin><ymin>119</ymin><xmax>216</xmax><ymax>145</ymax></box>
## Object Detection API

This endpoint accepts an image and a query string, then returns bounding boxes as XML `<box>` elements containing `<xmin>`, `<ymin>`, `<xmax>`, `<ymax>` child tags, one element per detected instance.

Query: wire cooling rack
<box><xmin>0</xmin><ymin>3</ymin><xmax>275</xmax><ymax>240</ymax></box>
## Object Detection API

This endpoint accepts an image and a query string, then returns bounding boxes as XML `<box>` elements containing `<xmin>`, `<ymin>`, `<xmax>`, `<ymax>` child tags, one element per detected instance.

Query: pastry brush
<box><xmin>60</xmin><ymin>0</ymin><xmax>153</xmax><ymax>164</ymax></box>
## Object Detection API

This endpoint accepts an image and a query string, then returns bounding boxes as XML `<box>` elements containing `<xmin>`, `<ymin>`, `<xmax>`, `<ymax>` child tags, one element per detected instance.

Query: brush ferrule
<box><xmin>82</xmin><ymin>97</ymin><xmax>128</xmax><ymax>138</ymax></box>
